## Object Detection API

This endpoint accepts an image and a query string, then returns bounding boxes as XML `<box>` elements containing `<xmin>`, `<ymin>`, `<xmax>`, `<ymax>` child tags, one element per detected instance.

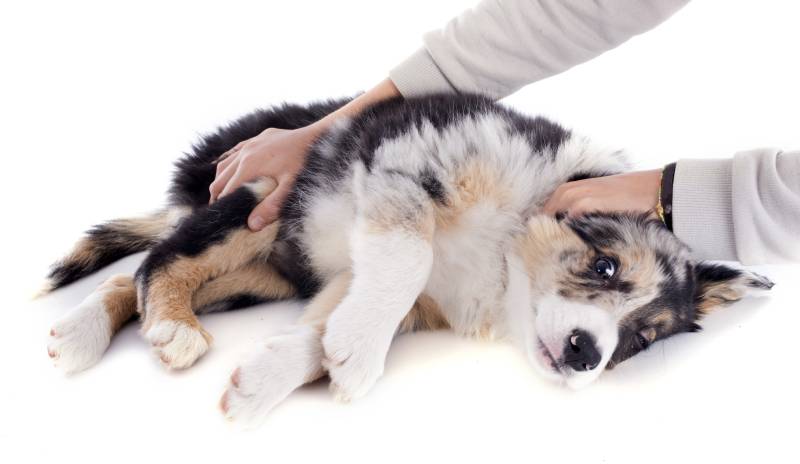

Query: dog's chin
<box><xmin>527</xmin><ymin>336</ymin><xmax>606</xmax><ymax>390</ymax></box>
<box><xmin>563</xmin><ymin>367</ymin><xmax>605</xmax><ymax>390</ymax></box>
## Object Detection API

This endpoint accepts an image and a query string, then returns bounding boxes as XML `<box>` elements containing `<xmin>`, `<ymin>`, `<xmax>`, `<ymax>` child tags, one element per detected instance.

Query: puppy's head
<box><xmin>513</xmin><ymin>212</ymin><xmax>773</xmax><ymax>389</ymax></box>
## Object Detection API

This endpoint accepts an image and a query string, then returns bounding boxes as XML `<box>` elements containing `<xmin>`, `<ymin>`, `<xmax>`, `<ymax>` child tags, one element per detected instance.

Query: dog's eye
<box><xmin>635</xmin><ymin>328</ymin><xmax>655</xmax><ymax>349</ymax></box>
<box><xmin>594</xmin><ymin>256</ymin><xmax>616</xmax><ymax>279</ymax></box>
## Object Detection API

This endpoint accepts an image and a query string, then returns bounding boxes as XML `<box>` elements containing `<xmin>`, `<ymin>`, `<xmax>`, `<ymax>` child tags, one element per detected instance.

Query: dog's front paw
<box><xmin>47</xmin><ymin>294</ymin><xmax>112</xmax><ymax>374</ymax></box>
<box><xmin>144</xmin><ymin>320</ymin><xmax>211</xmax><ymax>370</ymax></box>
<box><xmin>221</xmin><ymin>326</ymin><xmax>323</xmax><ymax>425</ymax></box>
<box><xmin>322</xmin><ymin>316</ymin><xmax>391</xmax><ymax>403</ymax></box>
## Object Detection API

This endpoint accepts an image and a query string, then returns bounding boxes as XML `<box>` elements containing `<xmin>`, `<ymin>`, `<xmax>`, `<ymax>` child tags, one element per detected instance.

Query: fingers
<box><xmin>218</xmin><ymin>163</ymin><xmax>251</xmax><ymax>200</ymax></box>
<box><xmin>214</xmin><ymin>141</ymin><xmax>245</xmax><ymax>165</ymax></box>
<box><xmin>542</xmin><ymin>183</ymin><xmax>590</xmax><ymax>217</ymax></box>
<box><xmin>209</xmin><ymin>154</ymin><xmax>242</xmax><ymax>203</ymax></box>
<box><xmin>216</xmin><ymin>147</ymin><xmax>240</xmax><ymax>173</ymax></box>
<box><xmin>542</xmin><ymin>184</ymin><xmax>568</xmax><ymax>216</ymax></box>
<box><xmin>247</xmin><ymin>179</ymin><xmax>293</xmax><ymax>231</ymax></box>
<box><xmin>541</xmin><ymin>196</ymin><xmax>560</xmax><ymax>216</ymax></box>
<box><xmin>209</xmin><ymin>142</ymin><xmax>247</xmax><ymax>203</ymax></box>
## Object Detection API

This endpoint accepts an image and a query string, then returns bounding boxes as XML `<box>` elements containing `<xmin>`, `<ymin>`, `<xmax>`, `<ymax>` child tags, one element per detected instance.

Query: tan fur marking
<box><xmin>435</xmin><ymin>159</ymin><xmax>511</xmax><ymax>229</ymax></box>
<box><xmin>616</xmin><ymin>248</ymin><xmax>660</xmax><ymax>293</ymax></box>
<box><xmin>365</xmin><ymin>207</ymin><xmax>435</xmax><ymax>240</ymax></box>
<box><xmin>650</xmin><ymin>310</ymin><xmax>676</xmax><ymax>330</ymax></box>
<box><xmin>98</xmin><ymin>274</ymin><xmax>138</xmax><ymax>333</ymax></box>
<box><xmin>296</xmin><ymin>272</ymin><xmax>354</xmax><ymax>383</ymax></box>
<box><xmin>142</xmin><ymin>223</ymin><xmax>280</xmax><ymax>331</ymax></box>
<box><xmin>640</xmin><ymin>326</ymin><xmax>657</xmax><ymax>344</ymax></box>
<box><xmin>399</xmin><ymin>293</ymin><xmax>450</xmax><ymax>333</ymax></box>
<box><xmin>517</xmin><ymin>216</ymin><xmax>586</xmax><ymax>286</ymax></box>
<box><xmin>116</xmin><ymin>210</ymin><xmax>173</xmax><ymax>239</ymax></box>
<box><xmin>192</xmin><ymin>262</ymin><xmax>296</xmax><ymax>310</ymax></box>
<box><xmin>696</xmin><ymin>281</ymin><xmax>746</xmax><ymax>313</ymax></box>
<box><xmin>299</xmin><ymin>272</ymin><xmax>353</xmax><ymax>330</ymax></box>
<box><xmin>60</xmin><ymin>239</ymin><xmax>99</xmax><ymax>272</ymax></box>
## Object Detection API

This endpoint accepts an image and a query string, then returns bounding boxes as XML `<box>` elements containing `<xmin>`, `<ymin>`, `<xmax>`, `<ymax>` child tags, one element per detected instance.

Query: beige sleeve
<box><xmin>389</xmin><ymin>0</ymin><xmax>689</xmax><ymax>99</ymax></box>
<box><xmin>673</xmin><ymin>150</ymin><xmax>800</xmax><ymax>264</ymax></box>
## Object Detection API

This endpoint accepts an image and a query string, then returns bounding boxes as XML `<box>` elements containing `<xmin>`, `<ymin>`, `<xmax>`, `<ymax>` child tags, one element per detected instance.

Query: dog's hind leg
<box><xmin>47</xmin><ymin>274</ymin><xmax>138</xmax><ymax>374</ymax></box>
<box><xmin>135</xmin><ymin>178</ymin><xmax>280</xmax><ymax>370</ymax></box>
<box><xmin>47</xmin><ymin>261</ymin><xmax>294</xmax><ymax>374</ymax></box>
<box><xmin>220</xmin><ymin>272</ymin><xmax>351</xmax><ymax>425</ymax></box>
<box><xmin>192</xmin><ymin>261</ymin><xmax>297</xmax><ymax>314</ymax></box>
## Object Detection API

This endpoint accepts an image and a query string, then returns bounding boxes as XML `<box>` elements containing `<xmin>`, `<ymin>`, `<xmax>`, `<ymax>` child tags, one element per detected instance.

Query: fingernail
<box><xmin>250</xmin><ymin>216</ymin><xmax>265</xmax><ymax>230</ymax></box>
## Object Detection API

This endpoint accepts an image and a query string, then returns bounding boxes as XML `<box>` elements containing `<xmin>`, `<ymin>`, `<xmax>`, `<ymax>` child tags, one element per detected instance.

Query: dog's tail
<box><xmin>41</xmin><ymin>209</ymin><xmax>177</xmax><ymax>294</ymax></box>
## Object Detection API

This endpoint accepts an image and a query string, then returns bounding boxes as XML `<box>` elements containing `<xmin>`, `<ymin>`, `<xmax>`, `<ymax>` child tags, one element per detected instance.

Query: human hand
<box><xmin>209</xmin><ymin>79</ymin><xmax>401</xmax><ymax>232</ymax></box>
<box><xmin>209</xmin><ymin>125</ymin><xmax>323</xmax><ymax>231</ymax></box>
<box><xmin>542</xmin><ymin>169</ymin><xmax>662</xmax><ymax>218</ymax></box>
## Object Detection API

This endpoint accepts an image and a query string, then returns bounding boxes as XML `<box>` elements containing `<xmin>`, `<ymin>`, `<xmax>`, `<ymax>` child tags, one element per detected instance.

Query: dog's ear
<box><xmin>692</xmin><ymin>262</ymin><xmax>774</xmax><ymax>315</ymax></box>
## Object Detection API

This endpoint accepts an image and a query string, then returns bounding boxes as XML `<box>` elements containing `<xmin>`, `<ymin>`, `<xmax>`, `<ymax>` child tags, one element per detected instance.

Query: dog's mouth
<box><xmin>533</xmin><ymin>337</ymin><xmax>562</xmax><ymax>374</ymax></box>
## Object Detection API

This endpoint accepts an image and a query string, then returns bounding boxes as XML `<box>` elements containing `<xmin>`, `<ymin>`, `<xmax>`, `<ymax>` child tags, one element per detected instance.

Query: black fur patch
<box><xmin>135</xmin><ymin>186</ymin><xmax>260</xmax><ymax>292</ymax></box>
<box><xmin>168</xmin><ymin>98</ymin><xmax>352</xmax><ymax>209</ymax></box>
<box><xmin>419</xmin><ymin>169</ymin><xmax>447</xmax><ymax>204</ymax></box>
<box><xmin>196</xmin><ymin>294</ymin><xmax>273</xmax><ymax>313</ymax></box>
<box><xmin>566</xmin><ymin>170</ymin><xmax>614</xmax><ymax>183</ymax></box>
<box><xmin>267</xmin><ymin>239</ymin><xmax>322</xmax><ymax>299</ymax></box>
<box><xmin>694</xmin><ymin>262</ymin><xmax>743</xmax><ymax>284</ymax></box>
<box><xmin>567</xmin><ymin>212</ymin><xmax>666</xmax><ymax>250</ymax></box>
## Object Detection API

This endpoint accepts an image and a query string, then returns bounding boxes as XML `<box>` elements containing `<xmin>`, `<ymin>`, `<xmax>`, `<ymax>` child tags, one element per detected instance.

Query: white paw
<box><xmin>221</xmin><ymin>326</ymin><xmax>323</xmax><ymax>426</ymax></box>
<box><xmin>47</xmin><ymin>292</ymin><xmax>112</xmax><ymax>374</ymax></box>
<box><xmin>144</xmin><ymin>320</ymin><xmax>211</xmax><ymax>370</ymax></box>
<box><xmin>322</xmin><ymin>316</ymin><xmax>391</xmax><ymax>403</ymax></box>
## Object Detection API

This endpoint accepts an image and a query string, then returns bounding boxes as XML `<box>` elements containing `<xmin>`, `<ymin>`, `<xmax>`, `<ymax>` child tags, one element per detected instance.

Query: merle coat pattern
<box><xmin>44</xmin><ymin>94</ymin><xmax>773</xmax><ymax>425</ymax></box>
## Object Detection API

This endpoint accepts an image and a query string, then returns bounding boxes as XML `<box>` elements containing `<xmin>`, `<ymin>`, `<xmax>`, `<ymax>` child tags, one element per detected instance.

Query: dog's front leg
<box><xmin>323</xmin><ymin>215</ymin><xmax>434</xmax><ymax>402</ymax></box>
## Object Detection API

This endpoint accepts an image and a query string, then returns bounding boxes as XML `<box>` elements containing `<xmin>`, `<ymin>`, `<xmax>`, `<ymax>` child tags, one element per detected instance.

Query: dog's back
<box><xmin>45</xmin><ymin>98</ymin><xmax>351</xmax><ymax>292</ymax></box>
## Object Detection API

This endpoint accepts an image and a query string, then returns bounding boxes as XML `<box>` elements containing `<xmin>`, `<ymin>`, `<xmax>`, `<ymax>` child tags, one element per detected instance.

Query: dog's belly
<box><xmin>296</xmin><ymin>188</ymin><xmax>515</xmax><ymax>338</ymax></box>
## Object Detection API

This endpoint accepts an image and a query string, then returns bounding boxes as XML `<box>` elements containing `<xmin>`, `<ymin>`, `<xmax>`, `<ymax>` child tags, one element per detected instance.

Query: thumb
<box><xmin>247</xmin><ymin>181</ymin><xmax>292</xmax><ymax>231</ymax></box>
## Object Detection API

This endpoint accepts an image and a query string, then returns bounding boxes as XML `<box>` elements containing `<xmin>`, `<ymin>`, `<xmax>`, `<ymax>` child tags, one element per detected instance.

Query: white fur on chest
<box><xmin>300</xmin><ymin>190</ymin><xmax>355</xmax><ymax>280</ymax></box>
<box><xmin>425</xmin><ymin>203</ymin><xmax>518</xmax><ymax>337</ymax></box>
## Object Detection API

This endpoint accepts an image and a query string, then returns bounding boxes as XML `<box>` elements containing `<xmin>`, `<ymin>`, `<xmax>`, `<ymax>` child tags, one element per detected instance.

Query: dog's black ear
<box><xmin>692</xmin><ymin>262</ymin><xmax>774</xmax><ymax>316</ymax></box>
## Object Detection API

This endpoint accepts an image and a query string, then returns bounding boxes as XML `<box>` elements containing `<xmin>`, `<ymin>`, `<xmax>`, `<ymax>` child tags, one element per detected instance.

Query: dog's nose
<box><xmin>563</xmin><ymin>329</ymin><xmax>601</xmax><ymax>371</ymax></box>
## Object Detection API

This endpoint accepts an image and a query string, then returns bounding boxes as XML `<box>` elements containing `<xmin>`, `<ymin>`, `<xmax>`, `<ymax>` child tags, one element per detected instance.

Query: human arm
<box><xmin>213</xmin><ymin>0</ymin><xmax>689</xmax><ymax>230</ymax></box>
<box><xmin>389</xmin><ymin>0</ymin><xmax>690</xmax><ymax>98</ymax></box>
<box><xmin>673</xmin><ymin>150</ymin><xmax>800</xmax><ymax>264</ymax></box>
<box><xmin>543</xmin><ymin>151</ymin><xmax>800</xmax><ymax>265</ymax></box>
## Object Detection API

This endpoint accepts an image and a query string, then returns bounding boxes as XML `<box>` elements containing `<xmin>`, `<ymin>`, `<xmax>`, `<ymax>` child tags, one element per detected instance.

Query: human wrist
<box><xmin>329</xmin><ymin>78</ymin><xmax>401</xmax><ymax>121</ymax></box>
<box><xmin>631</xmin><ymin>169</ymin><xmax>663</xmax><ymax>216</ymax></box>
<box><xmin>311</xmin><ymin>78</ymin><xmax>401</xmax><ymax>135</ymax></box>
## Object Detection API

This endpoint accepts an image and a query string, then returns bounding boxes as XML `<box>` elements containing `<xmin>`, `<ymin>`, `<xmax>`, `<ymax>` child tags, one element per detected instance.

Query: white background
<box><xmin>2</xmin><ymin>1</ymin><xmax>799</xmax><ymax>462</ymax></box>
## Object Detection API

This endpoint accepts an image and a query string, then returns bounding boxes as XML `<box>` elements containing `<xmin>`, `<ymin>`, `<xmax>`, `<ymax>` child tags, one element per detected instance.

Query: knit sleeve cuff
<box><xmin>389</xmin><ymin>48</ymin><xmax>457</xmax><ymax>98</ymax></box>
<box><xmin>672</xmin><ymin>158</ymin><xmax>737</xmax><ymax>261</ymax></box>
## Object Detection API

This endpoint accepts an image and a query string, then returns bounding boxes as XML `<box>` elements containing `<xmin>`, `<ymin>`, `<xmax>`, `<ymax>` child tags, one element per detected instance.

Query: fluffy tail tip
<box><xmin>32</xmin><ymin>279</ymin><xmax>56</xmax><ymax>300</ymax></box>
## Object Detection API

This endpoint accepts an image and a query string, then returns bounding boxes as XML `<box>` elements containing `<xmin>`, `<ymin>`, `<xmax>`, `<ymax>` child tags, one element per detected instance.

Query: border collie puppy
<box><xmin>43</xmin><ymin>94</ymin><xmax>773</xmax><ymax>424</ymax></box>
